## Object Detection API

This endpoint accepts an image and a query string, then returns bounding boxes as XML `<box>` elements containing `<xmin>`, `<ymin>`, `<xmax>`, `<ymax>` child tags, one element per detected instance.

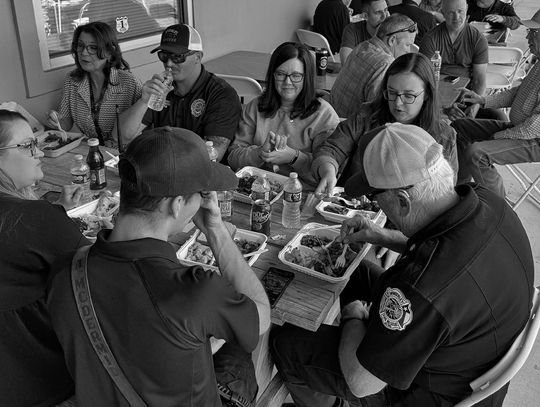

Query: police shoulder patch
<box><xmin>379</xmin><ymin>287</ymin><xmax>413</xmax><ymax>331</ymax></box>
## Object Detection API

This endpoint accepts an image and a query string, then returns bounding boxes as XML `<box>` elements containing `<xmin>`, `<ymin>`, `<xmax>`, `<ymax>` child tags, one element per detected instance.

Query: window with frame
<box><xmin>36</xmin><ymin>0</ymin><xmax>190</xmax><ymax>70</ymax></box>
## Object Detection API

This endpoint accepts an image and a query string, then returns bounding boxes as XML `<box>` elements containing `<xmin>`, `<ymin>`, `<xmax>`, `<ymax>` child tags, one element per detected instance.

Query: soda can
<box><xmin>251</xmin><ymin>199</ymin><xmax>272</xmax><ymax>236</ymax></box>
<box><xmin>316</xmin><ymin>48</ymin><xmax>328</xmax><ymax>76</ymax></box>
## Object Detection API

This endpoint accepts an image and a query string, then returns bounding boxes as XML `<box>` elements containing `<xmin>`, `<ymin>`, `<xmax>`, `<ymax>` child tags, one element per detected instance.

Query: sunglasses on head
<box><xmin>157</xmin><ymin>50</ymin><xmax>196</xmax><ymax>64</ymax></box>
<box><xmin>0</xmin><ymin>138</ymin><xmax>39</xmax><ymax>157</ymax></box>
<box><xmin>385</xmin><ymin>22</ymin><xmax>417</xmax><ymax>37</ymax></box>
<box><xmin>365</xmin><ymin>185</ymin><xmax>414</xmax><ymax>201</ymax></box>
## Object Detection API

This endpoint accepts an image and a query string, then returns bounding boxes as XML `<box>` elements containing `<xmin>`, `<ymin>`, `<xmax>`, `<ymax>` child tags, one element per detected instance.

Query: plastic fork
<box><xmin>334</xmin><ymin>243</ymin><xmax>349</xmax><ymax>268</ymax></box>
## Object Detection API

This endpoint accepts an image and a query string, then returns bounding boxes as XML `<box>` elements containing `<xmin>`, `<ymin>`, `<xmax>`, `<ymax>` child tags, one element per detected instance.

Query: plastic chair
<box><xmin>506</xmin><ymin>164</ymin><xmax>540</xmax><ymax>210</ymax></box>
<box><xmin>215</xmin><ymin>74</ymin><xmax>263</xmax><ymax>104</ymax></box>
<box><xmin>296</xmin><ymin>29</ymin><xmax>339</xmax><ymax>63</ymax></box>
<box><xmin>487</xmin><ymin>46</ymin><xmax>523</xmax><ymax>85</ymax></box>
<box><xmin>454</xmin><ymin>286</ymin><xmax>540</xmax><ymax>407</ymax></box>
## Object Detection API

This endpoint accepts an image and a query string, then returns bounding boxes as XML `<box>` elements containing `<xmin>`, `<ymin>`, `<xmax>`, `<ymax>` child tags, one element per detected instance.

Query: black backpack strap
<box><xmin>71</xmin><ymin>245</ymin><xmax>148</xmax><ymax>407</ymax></box>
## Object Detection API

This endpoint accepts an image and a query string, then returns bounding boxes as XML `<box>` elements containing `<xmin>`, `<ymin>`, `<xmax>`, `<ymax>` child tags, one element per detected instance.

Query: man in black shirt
<box><xmin>119</xmin><ymin>24</ymin><xmax>241</xmax><ymax>162</ymax></box>
<box><xmin>388</xmin><ymin>0</ymin><xmax>438</xmax><ymax>44</ymax></box>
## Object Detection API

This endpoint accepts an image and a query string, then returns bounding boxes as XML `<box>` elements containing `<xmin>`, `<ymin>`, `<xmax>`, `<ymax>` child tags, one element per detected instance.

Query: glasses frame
<box><xmin>527</xmin><ymin>28</ymin><xmax>540</xmax><ymax>35</ymax></box>
<box><xmin>385</xmin><ymin>22</ymin><xmax>417</xmax><ymax>37</ymax></box>
<box><xmin>74</xmin><ymin>42</ymin><xmax>99</xmax><ymax>55</ymax></box>
<box><xmin>383</xmin><ymin>89</ymin><xmax>425</xmax><ymax>104</ymax></box>
<box><xmin>273</xmin><ymin>71</ymin><xmax>305</xmax><ymax>83</ymax></box>
<box><xmin>0</xmin><ymin>138</ymin><xmax>39</xmax><ymax>157</ymax></box>
<box><xmin>157</xmin><ymin>50</ymin><xmax>197</xmax><ymax>64</ymax></box>
<box><xmin>365</xmin><ymin>185</ymin><xmax>413</xmax><ymax>201</ymax></box>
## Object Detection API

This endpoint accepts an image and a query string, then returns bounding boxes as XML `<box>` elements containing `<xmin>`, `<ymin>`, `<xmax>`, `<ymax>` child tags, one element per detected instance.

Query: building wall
<box><xmin>0</xmin><ymin>0</ymin><xmax>317</xmax><ymax>122</ymax></box>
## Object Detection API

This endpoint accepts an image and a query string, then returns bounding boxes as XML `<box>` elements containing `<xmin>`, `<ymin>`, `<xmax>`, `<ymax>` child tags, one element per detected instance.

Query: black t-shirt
<box><xmin>47</xmin><ymin>230</ymin><xmax>259</xmax><ymax>407</ymax></box>
<box><xmin>0</xmin><ymin>194</ymin><xmax>87</xmax><ymax>407</ymax></box>
<box><xmin>357</xmin><ymin>185</ymin><xmax>534</xmax><ymax>406</ymax></box>
<box><xmin>313</xmin><ymin>0</ymin><xmax>351</xmax><ymax>54</ymax></box>
<box><xmin>142</xmin><ymin>66</ymin><xmax>241</xmax><ymax>142</ymax></box>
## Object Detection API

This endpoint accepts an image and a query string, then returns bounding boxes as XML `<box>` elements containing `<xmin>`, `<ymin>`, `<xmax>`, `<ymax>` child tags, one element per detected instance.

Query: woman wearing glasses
<box><xmin>227</xmin><ymin>42</ymin><xmax>340</xmax><ymax>187</ymax></box>
<box><xmin>313</xmin><ymin>52</ymin><xmax>458</xmax><ymax>196</ymax></box>
<box><xmin>46</xmin><ymin>22</ymin><xmax>142</xmax><ymax>147</ymax></box>
<box><xmin>0</xmin><ymin>110</ymin><xmax>88</xmax><ymax>406</ymax></box>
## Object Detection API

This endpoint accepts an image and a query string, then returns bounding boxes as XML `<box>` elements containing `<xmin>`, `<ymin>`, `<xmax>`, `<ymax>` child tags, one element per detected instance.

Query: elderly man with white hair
<box><xmin>271</xmin><ymin>122</ymin><xmax>533</xmax><ymax>407</ymax></box>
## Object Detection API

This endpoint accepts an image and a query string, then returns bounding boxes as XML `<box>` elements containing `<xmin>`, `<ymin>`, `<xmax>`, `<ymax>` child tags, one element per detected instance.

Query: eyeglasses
<box><xmin>383</xmin><ymin>89</ymin><xmax>425</xmax><ymax>104</ymax></box>
<box><xmin>365</xmin><ymin>185</ymin><xmax>413</xmax><ymax>201</ymax></box>
<box><xmin>274</xmin><ymin>71</ymin><xmax>304</xmax><ymax>83</ymax></box>
<box><xmin>74</xmin><ymin>42</ymin><xmax>99</xmax><ymax>55</ymax></box>
<box><xmin>157</xmin><ymin>50</ymin><xmax>196</xmax><ymax>64</ymax></box>
<box><xmin>526</xmin><ymin>28</ymin><xmax>540</xmax><ymax>36</ymax></box>
<box><xmin>385</xmin><ymin>22</ymin><xmax>417</xmax><ymax>37</ymax></box>
<box><xmin>0</xmin><ymin>138</ymin><xmax>39</xmax><ymax>157</ymax></box>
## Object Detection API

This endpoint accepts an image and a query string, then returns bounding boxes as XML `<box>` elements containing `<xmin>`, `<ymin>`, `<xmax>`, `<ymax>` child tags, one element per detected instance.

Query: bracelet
<box><xmin>289</xmin><ymin>149</ymin><xmax>300</xmax><ymax>165</ymax></box>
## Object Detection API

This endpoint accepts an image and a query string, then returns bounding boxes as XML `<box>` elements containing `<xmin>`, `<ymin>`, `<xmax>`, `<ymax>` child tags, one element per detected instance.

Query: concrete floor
<box><xmin>489</xmin><ymin>1</ymin><xmax>540</xmax><ymax>405</ymax></box>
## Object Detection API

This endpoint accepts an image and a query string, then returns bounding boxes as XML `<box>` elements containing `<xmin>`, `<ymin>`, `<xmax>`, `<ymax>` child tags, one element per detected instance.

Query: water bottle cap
<box><xmin>205</xmin><ymin>141</ymin><xmax>214</xmax><ymax>147</ymax></box>
<box><xmin>88</xmin><ymin>138</ymin><xmax>99</xmax><ymax>146</ymax></box>
<box><xmin>74</xmin><ymin>154</ymin><xmax>83</xmax><ymax>161</ymax></box>
<box><xmin>289</xmin><ymin>172</ymin><xmax>298</xmax><ymax>179</ymax></box>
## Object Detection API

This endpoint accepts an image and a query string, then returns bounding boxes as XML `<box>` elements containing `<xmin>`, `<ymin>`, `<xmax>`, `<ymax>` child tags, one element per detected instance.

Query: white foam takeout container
<box><xmin>234</xmin><ymin>166</ymin><xmax>288</xmax><ymax>205</ymax></box>
<box><xmin>278</xmin><ymin>216</ymin><xmax>385</xmax><ymax>283</ymax></box>
<box><xmin>177</xmin><ymin>228</ymin><xmax>268</xmax><ymax>272</ymax></box>
<box><xmin>37</xmin><ymin>130</ymin><xmax>83</xmax><ymax>158</ymax></box>
<box><xmin>67</xmin><ymin>195</ymin><xmax>120</xmax><ymax>241</ymax></box>
<box><xmin>315</xmin><ymin>186</ymin><xmax>382</xmax><ymax>223</ymax></box>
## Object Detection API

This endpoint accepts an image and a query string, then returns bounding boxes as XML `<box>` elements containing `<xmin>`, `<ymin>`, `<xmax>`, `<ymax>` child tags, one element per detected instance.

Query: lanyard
<box><xmin>89</xmin><ymin>78</ymin><xmax>108</xmax><ymax>145</ymax></box>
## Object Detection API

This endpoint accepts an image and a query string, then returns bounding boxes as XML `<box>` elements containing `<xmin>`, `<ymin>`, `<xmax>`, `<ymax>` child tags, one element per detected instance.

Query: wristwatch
<box><xmin>289</xmin><ymin>149</ymin><xmax>300</xmax><ymax>165</ymax></box>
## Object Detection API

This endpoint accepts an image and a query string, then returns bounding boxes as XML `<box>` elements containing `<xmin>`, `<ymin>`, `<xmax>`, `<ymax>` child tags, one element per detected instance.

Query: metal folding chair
<box><xmin>215</xmin><ymin>74</ymin><xmax>263</xmax><ymax>105</ymax></box>
<box><xmin>506</xmin><ymin>164</ymin><xmax>540</xmax><ymax>210</ymax></box>
<box><xmin>454</xmin><ymin>286</ymin><xmax>540</xmax><ymax>407</ymax></box>
<box><xmin>296</xmin><ymin>29</ymin><xmax>339</xmax><ymax>63</ymax></box>
<box><xmin>487</xmin><ymin>46</ymin><xmax>523</xmax><ymax>84</ymax></box>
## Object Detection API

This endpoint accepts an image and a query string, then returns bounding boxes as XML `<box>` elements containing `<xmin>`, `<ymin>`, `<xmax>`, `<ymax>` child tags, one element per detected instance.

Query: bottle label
<box><xmin>251</xmin><ymin>191</ymin><xmax>270</xmax><ymax>202</ymax></box>
<box><xmin>90</xmin><ymin>168</ymin><xmax>107</xmax><ymax>188</ymax></box>
<box><xmin>71</xmin><ymin>173</ymin><xmax>89</xmax><ymax>184</ymax></box>
<box><xmin>284</xmin><ymin>191</ymin><xmax>302</xmax><ymax>203</ymax></box>
<box><xmin>219</xmin><ymin>199</ymin><xmax>232</xmax><ymax>218</ymax></box>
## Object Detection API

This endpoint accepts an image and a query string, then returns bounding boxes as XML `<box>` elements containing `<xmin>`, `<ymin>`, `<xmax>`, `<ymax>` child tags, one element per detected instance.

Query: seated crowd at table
<box><xmin>0</xmin><ymin>1</ymin><xmax>539</xmax><ymax>406</ymax></box>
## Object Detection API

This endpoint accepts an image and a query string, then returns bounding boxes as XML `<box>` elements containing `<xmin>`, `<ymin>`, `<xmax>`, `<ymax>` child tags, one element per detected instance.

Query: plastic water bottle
<box><xmin>147</xmin><ymin>68</ymin><xmax>173</xmax><ymax>111</ymax></box>
<box><xmin>206</xmin><ymin>141</ymin><xmax>218</xmax><ymax>162</ymax></box>
<box><xmin>217</xmin><ymin>190</ymin><xmax>234</xmax><ymax>222</ymax></box>
<box><xmin>282</xmin><ymin>172</ymin><xmax>302</xmax><ymax>228</ymax></box>
<box><xmin>431</xmin><ymin>50</ymin><xmax>442</xmax><ymax>82</ymax></box>
<box><xmin>251</xmin><ymin>174</ymin><xmax>271</xmax><ymax>202</ymax></box>
<box><xmin>70</xmin><ymin>154</ymin><xmax>90</xmax><ymax>201</ymax></box>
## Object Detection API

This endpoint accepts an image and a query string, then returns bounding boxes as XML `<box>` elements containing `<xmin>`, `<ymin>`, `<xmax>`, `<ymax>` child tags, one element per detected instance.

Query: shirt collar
<box><xmin>408</xmin><ymin>184</ymin><xmax>479</xmax><ymax>247</ymax></box>
<box><xmin>173</xmin><ymin>65</ymin><xmax>209</xmax><ymax>97</ymax></box>
<box><xmin>371</xmin><ymin>36</ymin><xmax>393</xmax><ymax>56</ymax></box>
<box><xmin>93</xmin><ymin>229</ymin><xmax>180</xmax><ymax>263</ymax></box>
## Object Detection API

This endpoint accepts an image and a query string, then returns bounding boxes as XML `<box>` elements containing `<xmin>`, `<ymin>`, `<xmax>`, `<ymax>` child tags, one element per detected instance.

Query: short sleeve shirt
<box><xmin>47</xmin><ymin>231</ymin><xmax>259</xmax><ymax>407</ymax></box>
<box><xmin>142</xmin><ymin>66</ymin><xmax>241</xmax><ymax>141</ymax></box>
<box><xmin>420</xmin><ymin>23</ymin><xmax>488</xmax><ymax>78</ymax></box>
<box><xmin>356</xmin><ymin>185</ymin><xmax>534</xmax><ymax>403</ymax></box>
<box><xmin>341</xmin><ymin>20</ymin><xmax>371</xmax><ymax>49</ymax></box>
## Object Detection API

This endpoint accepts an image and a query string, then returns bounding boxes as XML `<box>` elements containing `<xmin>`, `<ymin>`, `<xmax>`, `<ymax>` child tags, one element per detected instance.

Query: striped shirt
<box><xmin>58</xmin><ymin>67</ymin><xmax>142</xmax><ymax>146</ymax></box>
<box><xmin>485</xmin><ymin>62</ymin><xmax>540</xmax><ymax>140</ymax></box>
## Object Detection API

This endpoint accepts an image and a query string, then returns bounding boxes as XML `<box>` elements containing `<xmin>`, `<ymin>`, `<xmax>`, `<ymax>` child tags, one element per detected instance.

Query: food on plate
<box><xmin>185</xmin><ymin>238</ymin><xmax>262</xmax><ymax>266</ymax></box>
<box><xmin>71</xmin><ymin>192</ymin><xmax>119</xmax><ymax>238</ymax></box>
<box><xmin>41</xmin><ymin>131</ymin><xmax>77</xmax><ymax>150</ymax></box>
<box><xmin>284</xmin><ymin>234</ymin><xmax>356</xmax><ymax>277</ymax></box>
<box><xmin>326</xmin><ymin>193</ymin><xmax>380</xmax><ymax>212</ymax></box>
<box><xmin>323</xmin><ymin>204</ymin><xmax>349</xmax><ymax>215</ymax></box>
<box><xmin>237</xmin><ymin>174</ymin><xmax>283</xmax><ymax>200</ymax></box>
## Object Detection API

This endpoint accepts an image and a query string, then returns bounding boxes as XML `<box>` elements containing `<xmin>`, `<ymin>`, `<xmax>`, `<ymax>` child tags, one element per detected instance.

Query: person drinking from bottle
<box><xmin>119</xmin><ymin>24</ymin><xmax>241</xmax><ymax>162</ymax></box>
<box><xmin>46</xmin><ymin>22</ymin><xmax>142</xmax><ymax>147</ymax></box>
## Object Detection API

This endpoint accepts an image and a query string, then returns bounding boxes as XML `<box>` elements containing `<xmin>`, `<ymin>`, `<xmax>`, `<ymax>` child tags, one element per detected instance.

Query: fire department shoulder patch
<box><xmin>379</xmin><ymin>287</ymin><xmax>413</xmax><ymax>331</ymax></box>
<box><xmin>191</xmin><ymin>99</ymin><xmax>206</xmax><ymax>117</ymax></box>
